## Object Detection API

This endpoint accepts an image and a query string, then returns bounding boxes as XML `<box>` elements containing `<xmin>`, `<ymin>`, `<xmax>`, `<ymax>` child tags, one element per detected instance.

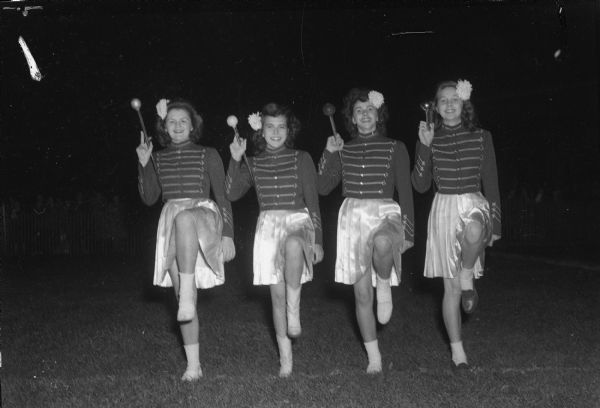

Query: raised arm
<box><xmin>317</xmin><ymin>134</ymin><xmax>344</xmax><ymax>195</ymax></box>
<box><xmin>411</xmin><ymin>122</ymin><xmax>434</xmax><ymax>193</ymax></box>
<box><xmin>300</xmin><ymin>151</ymin><xmax>323</xmax><ymax>246</ymax></box>
<box><xmin>225</xmin><ymin>135</ymin><xmax>253</xmax><ymax>203</ymax></box>
<box><xmin>137</xmin><ymin>161</ymin><xmax>161</xmax><ymax>206</ymax></box>
<box><xmin>411</xmin><ymin>140</ymin><xmax>433</xmax><ymax>193</ymax></box>
<box><xmin>206</xmin><ymin>148</ymin><xmax>234</xmax><ymax>238</ymax></box>
<box><xmin>136</xmin><ymin>134</ymin><xmax>161</xmax><ymax>206</ymax></box>
<box><xmin>481</xmin><ymin>131</ymin><xmax>501</xmax><ymax>239</ymax></box>
<box><xmin>317</xmin><ymin>151</ymin><xmax>342</xmax><ymax>195</ymax></box>
<box><xmin>394</xmin><ymin>142</ymin><xmax>415</xmax><ymax>249</ymax></box>
<box><xmin>224</xmin><ymin>157</ymin><xmax>253</xmax><ymax>202</ymax></box>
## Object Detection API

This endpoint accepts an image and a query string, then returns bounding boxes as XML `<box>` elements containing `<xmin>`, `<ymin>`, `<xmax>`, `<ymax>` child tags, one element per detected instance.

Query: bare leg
<box><xmin>373</xmin><ymin>233</ymin><xmax>394</xmax><ymax>324</ymax></box>
<box><xmin>271</xmin><ymin>282</ymin><xmax>292</xmax><ymax>377</ymax></box>
<box><xmin>354</xmin><ymin>271</ymin><xmax>381</xmax><ymax>373</ymax></box>
<box><xmin>167</xmin><ymin>264</ymin><xmax>201</xmax><ymax>381</ymax></box>
<box><xmin>459</xmin><ymin>220</ymin><xmax>485</xmax><ymax>313</ymax></box>
<box><xmin>443</xmin><ymin>276</ymin><xmax>467</xmax><ymax>366</ymax></box>
<box><xmin>270</xmin><ymin>282</ymin><xmax>288</xmax><ymax>339</ymax></box>
<box><xmin>174</xmin><ymin>210</ymin><xmax>200</xmax><ymax>322</ymax></box>
<box><xmin>460</xmin><ymin>220</ymin><xmax>485</xmax><ymax>270</ymax></box>
<box><xmin>168</xmin><ymin>264</ymin><xmax>200</xmax><ymax>344</ymax></box>
<box><xmin>354</xmin><ymin>271</ymin><xmax>376</xmax><ymax>342</ymax></box>
<box><xmin>372</xmin><ymin>233</ymin><xmax>394</xmax><ymax>279</ymax></box>
<box><xmin>284</xmin><ymin>235</ymin><xmax>305</xmax><ymax>337</ymax></box>
<box><xmin>442</xmin><ymin>276</ymin><xmax>462</xmax><ymax>343</ymax></box>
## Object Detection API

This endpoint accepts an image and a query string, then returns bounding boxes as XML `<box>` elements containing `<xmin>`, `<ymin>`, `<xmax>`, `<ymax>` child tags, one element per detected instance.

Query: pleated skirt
<box><xmin>424</xmin><ymin>192</ymin><xmax>492</xmax><ymax>279</ymax></box>
<box><xmin>153</xmin><ymin>198</ymin><xmax>224</xmax><ymax>289</ymax></box>
<box><xmin>253</xmin><ymin>208</ymin><xmax>315</xmax><ymax>286</ymax></box>
<box><xmin>335</xmin><ymin>198</ymin><xmax>406</xmax><ymax>286</ymax></box>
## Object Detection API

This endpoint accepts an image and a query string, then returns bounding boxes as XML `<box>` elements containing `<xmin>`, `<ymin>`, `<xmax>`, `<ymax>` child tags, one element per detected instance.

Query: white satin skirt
<box><xmin>153</xmin><ymin>198</ymin><xmax>224</xmax><ymax>289</ymax></box>
<box><xmin>335</xmin><ymin>198</ymin><xmax>407</xmax><ymax>287</ymax></box>
<box><xmin>253</xmin><ymin>208</ymin><xmax>315</xmax><ymax>286</ymax></box>
<box><xmin>424</xmin><ymin>192</ymin><xmax>492</xmax><ymax>279</ymax></box>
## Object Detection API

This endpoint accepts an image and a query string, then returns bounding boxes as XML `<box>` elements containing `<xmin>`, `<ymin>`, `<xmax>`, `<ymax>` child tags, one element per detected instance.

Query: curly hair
<box><xmin>251</xmin><ymin>102</ymin><xmax>301</xmax><ymax>154</ymax></box>
<box><xmin>155</xmin><ymin>99</ymin><xmax>204</xmax><ymax>147</ymax></box>
<box><xmin>431</xmin><ymin>81</ymin><xmax>479</xmax><ymax>131</ymax></box>
<box><xmin>341</xmin><ymin>87</ymin><xmax>389</xmax><ymax>138</ymax></box>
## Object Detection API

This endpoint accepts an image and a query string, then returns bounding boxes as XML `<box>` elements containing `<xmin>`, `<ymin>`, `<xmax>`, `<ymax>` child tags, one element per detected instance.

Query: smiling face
<box><xmin>262</xmin><ymin>115</ymin><xmax>288</xmax><ymax>150</ymax></box>
<box><xmin>351</xmin><ymin>100</ymin><xmax>378</xmax><ymax>134</ymax></box>
<box><xmin>165</xmin><ymin>108</ymin><xmax>192</xmax><ymax>144</ymax></box>
<box><xmin>435</xmin><ymin>86</ymin><xmax>463</xmax><ymax>126</ymax></box>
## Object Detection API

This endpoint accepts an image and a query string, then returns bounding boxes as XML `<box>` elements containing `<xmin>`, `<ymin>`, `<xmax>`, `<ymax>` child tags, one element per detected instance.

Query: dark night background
<box><xmin>1</xmin><ymin>0</ymin><xmax>599</xmax><ymax>213</ymax></box>
<box><xmin>2</xmin><ymin>4</ymin><xmax>600</xmax><ymax>406</ymax></box>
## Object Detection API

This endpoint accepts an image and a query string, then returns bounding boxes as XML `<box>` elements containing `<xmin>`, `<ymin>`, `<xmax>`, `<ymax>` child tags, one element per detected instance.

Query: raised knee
<box><xmin>174</xmin><ymin>210</ymin><xmax>194</xmax><ymax>228</ymax></box>
<box><xmin>373</xmin><ymin>234</ymin><xmax>392</xmax><ymax>255</ymax></box>
<box><xmin>285</xmin><ymin>235</ymin><xmax>304</xmax><ymax>255</ymax></box>
<box><xmin>464</xmin><ymin>222</ymin><xmax>484</xmax><ymax>245</ymax></box>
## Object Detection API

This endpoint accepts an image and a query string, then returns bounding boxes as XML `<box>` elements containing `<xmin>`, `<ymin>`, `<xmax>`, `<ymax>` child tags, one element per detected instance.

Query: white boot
<box><xmin>177</xmin><ymin>273</ymin><xmax>197</xmax><ymax>322</ymax></box>
<box><xmin>276</xmin><ymin>335</ymin><xmax>293</xmax><ymax>378</ymax></box>
<box><xmin>181</xmin><ymin>343</ymin><xmax>203</xmax><ymax>381</ymax></box>
<box><xmin>286</xmin><ymin>285</ymin><xmax>302</xmax><ymax>338</ymax></box>
<box><xmin>450</xmin><ymin>340</ymin><xmax>468</xmax><ymax>368</ymax></box>
<box><xmin>376</xmin><ymin>276</ymin><xmax>393</xmax><ymax>324</ymax></box>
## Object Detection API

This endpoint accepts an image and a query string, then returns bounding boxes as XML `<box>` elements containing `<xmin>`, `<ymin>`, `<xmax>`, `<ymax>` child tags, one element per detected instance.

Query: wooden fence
<box><xmin>1</xmin><ymin>206</ymin><xmax>156</xmax><ymax>256</ymax></box>
<box><xmin>0</xmin><ymin>199</ymin><xmax>596</xmax><ymax>257</ymax></box>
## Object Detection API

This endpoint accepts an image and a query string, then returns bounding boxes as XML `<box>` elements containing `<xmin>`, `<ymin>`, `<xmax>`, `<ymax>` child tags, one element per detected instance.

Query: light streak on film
<box><xmin>18</xmin><ymin>36</ymin><xmax>43</xmax><ymax>81</ymax></box>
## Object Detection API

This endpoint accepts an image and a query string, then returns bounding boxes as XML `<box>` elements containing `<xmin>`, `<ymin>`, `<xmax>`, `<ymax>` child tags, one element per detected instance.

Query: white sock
<box><xmin>376</xmin><ymin>276</ymin><xmax>393</xmax><ymax>324</ymax></box>
<box><xmin>276</xmin><ymin>335</ymin><xmax>293</xmax><ymax>378</ymax></box>
<box><xmin>364</xmin><ymin>339</ymin><xmax>382</xmax><ymax>374</ymax></box>
<box><xmin>181</xmin><ymin>343</ymin><xmax>202</xmax><ymax>381</ymax></box>
<box><xmin>177</xmin><ymin>273</ymin><xmax>197</xmax><ymax>322</ymax></box>
<box><xmin>459</xmin><ymin>267</ymin><xmax>474</xmax><ymax>291</ymax></box>
<box><xmin>286</xmin><ymin>284</ymin><xmax>302</xmax><ymax>338</ymax></box>
<box><xmin>450</xmin><ymin>341</ymin><xmax>468</xmax><ymax>366</ymax></box>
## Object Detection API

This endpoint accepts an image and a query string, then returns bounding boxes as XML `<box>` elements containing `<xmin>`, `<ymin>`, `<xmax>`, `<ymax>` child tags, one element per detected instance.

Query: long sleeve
<box><xmin>411</xmin><ymin>141</ymin><xmax>433</xmax><ymax>193</ymax></box>
<box><xmin>206</xmin><ymin>149</ymin><xmax>234</xmax><ymax>238</ymax></box>
<box><xmin>393</xmin><ymin>142</ymin><xmax>415</xmax><ymax>246</ymax></box>
<box><xmin>299</xmin><ymin>152</ymin><xmax>323</xmax><ymax>245</ymax></box>
<box><xmin>481</xmin><ymin>131</ymin><xmax>501</xmax><ymax>237</ymax></box>
<box><xmin>317</xmin><ymin>150</ymin><xmax>342</xmax><ymax>195</ymax></box>
<box><xmin>225</xmin><ymin>157</ymin><xmax>253</xmax><ymax>202</ymax></box>
<box><xmin>138</xmin><ymin>159</ymin><xmax>161</xmax><ymax>206</ymax></box>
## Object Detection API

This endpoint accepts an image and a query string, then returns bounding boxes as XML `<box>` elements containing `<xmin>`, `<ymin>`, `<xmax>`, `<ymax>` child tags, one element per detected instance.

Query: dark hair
<box><xmin>155</xmin><ymin>99</ymin><xmax>204</xmax><ymax>147</ymax></box>
<box><xmin>341</xmin><ymin>87</ymin><xmax>389</xmax><ymax>138</ymax></box>
<box><xmin>432</xmin><ymin>81</ymin><xmax>479</xmax><ymax>131</ymax></box>
<box><xmin>251</xmin><ymin>102</ymin><xmax>301</xmax><ymax>153</ymax></box>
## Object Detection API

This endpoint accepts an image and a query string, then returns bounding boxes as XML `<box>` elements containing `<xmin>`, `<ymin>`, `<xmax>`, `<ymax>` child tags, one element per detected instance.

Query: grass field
<box><xmin>2</xmin><ymin>250</ymin><xmax>599</xmax><ymax>408</ymax></box>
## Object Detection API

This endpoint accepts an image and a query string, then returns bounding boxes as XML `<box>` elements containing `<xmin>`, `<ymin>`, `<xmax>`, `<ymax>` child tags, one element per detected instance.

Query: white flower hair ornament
<box><xmin>156</xmin><ymin>99</ymin><xmax>170</xmax><ymax>120</ymax></box>
<box><xmin>456</xmin><ymin>80</ymin><xmax>473</xmax><ymax>101</ymax></box>
<box><xmin>248</xmin><ymin>112</ymin><xmax>262</xmax><ymax>131</ymax></box>
<box><xmin>368</xmin><ymin>90</ymin><xmax>385</xmax><ymax>109</ymax></box>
